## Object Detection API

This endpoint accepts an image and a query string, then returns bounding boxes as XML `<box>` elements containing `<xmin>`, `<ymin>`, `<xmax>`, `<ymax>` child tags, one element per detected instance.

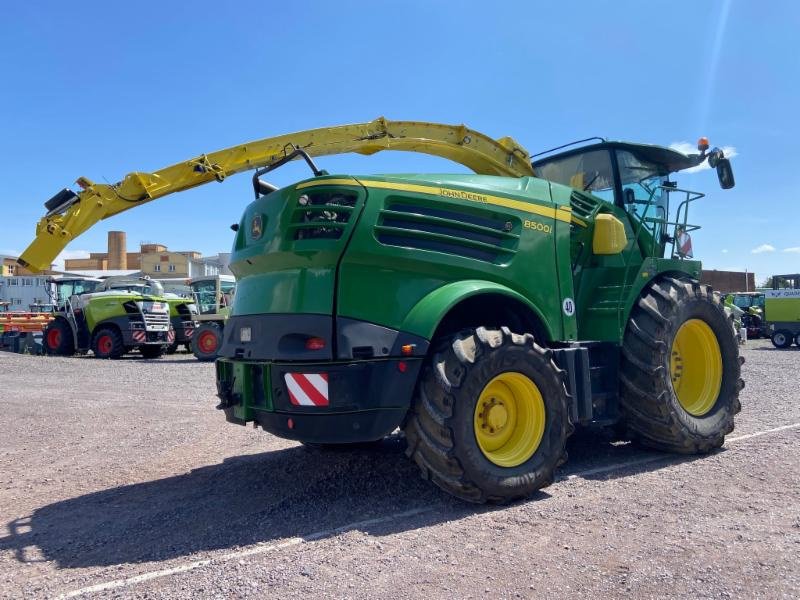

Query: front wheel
<box><xmin>403</xmin><ymin>327</ymin><xmax>571</xmax><ymax>504</ymax></box>
<box><xmin>619</xmin><ymin>277</ymin><xmax>743</xmax><ymax>453</ymax></box>
<box><xmin>192</xmin><ymin>323</ymin><xmax>222</xmax><ymax>361</ymax></box>
<box><xmin>92</xmin><ymin>327</ymin><xmax>125</xmax><ymax>359</ymax></box>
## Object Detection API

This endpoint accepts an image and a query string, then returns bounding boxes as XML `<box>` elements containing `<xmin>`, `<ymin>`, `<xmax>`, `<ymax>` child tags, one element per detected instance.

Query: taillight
<box><xmin>305</xmin><ymin>337</ymin><xmax>326</xmax><ymax>351</ymax></box>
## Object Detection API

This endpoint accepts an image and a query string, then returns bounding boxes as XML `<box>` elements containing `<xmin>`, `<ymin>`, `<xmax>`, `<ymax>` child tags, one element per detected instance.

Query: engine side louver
<box><xmin>570</xmin><ymin>191</ymin><xmax>601</xmax><ymax>221</ymax></box>
<box><xmin>375</xmin><ymin>201</ymin><xmax>520</xmax><ymax>263</ymax></box>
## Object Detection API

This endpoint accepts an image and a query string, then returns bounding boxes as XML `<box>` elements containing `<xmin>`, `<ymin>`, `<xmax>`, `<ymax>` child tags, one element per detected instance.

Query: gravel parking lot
<box><xmin>1</xmin><ymin>339</ymin><xmax>798</xmax><ymax>599</ymax></box>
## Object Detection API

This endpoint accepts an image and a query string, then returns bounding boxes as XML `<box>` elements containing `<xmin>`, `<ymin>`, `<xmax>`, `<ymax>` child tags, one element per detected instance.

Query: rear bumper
<box><xmin>215</xmin><ymin>356</ymin><xmax>423</xmax><ymax>444</ymax></box>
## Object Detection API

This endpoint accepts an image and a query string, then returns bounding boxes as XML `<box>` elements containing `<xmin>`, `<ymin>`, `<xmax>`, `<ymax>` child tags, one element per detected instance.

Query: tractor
<box><xmin>187</xmin><ymin>274</ymin><xmax>236</xmax><ymax>361</ymax></box>
<box><xmin>19</xmin><ymin>119</ymin><xmax>742</xmax><ymax>502</ymax></box>
<box><xmin>44</xmin><ymin>275</ymin><xmax>173</xmax><ymax>359</ymax></box>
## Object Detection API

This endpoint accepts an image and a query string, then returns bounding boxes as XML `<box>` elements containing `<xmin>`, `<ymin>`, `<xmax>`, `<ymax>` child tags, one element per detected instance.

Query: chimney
<box><xmin>108</xmin><ymin>231</ymin><xmax>127</xmax><ymax>270</ymax></box>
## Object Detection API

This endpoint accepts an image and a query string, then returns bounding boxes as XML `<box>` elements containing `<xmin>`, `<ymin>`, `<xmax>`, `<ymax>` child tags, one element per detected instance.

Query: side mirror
<box><xmin>716</xmin><ymin>158</ymin><xmax>735</xmax><ymax>189</ymax></box>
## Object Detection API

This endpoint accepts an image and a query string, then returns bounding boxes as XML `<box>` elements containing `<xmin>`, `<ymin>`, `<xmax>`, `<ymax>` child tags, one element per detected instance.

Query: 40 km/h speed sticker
<box><xmin>562</xmin><ymin>297</ymin><xmax>575</xmax><ymax>317</ymax></box>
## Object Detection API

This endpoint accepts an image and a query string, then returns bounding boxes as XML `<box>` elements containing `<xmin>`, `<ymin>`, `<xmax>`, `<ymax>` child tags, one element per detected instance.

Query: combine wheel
<box><xmin>166</xmin><ymin>341</ymin><xmax>179</xmax><ymax>354</ymax></box>
<box><xmin>140</xmin><ymin>344</ymin><xmax>166</xmax><ymax>359</ymax></box>
<box><xmin>619</xmin><ymin>277</ymin><xmax>742</xmax><ymax>453</ymax></box>
<box><xmin>403</xmin><ymin>327</ymin><xmax>571</xmax><ymax>504</ymax></box>
<box><xmin>92</xmin><ymin>327</ymin><xmax>125</xmax><ymax>359</ymax></box>
<box><xmin>771</xmin><ymin>330</ymin><xmax>793</xmax><ymax>349</ymax></box>
<box><xmin>795</xmin><ymin>333</ymin><xmax>800</xmax><ymax>347</ymax></box>
<box><xmin>192</xmin><ymin>323</ymin><xmax>222</xmax><ymax>361</ymax></box>
<box><xmin>44</xmin><ymin>318</ymin><xmax>75</xmax><ymax>356</ymax></box>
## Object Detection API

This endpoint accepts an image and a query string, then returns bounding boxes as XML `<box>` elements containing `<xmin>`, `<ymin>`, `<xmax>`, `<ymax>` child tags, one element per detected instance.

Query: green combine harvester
<box><xmin>44</xmin><ymin>275</ymin><xmax>174</xmax><ymax>359</ymax></box>
<box><xmin>20</xmin><ymin>119</ymin><xmax>743</xmax><ymax>503</ymax></box>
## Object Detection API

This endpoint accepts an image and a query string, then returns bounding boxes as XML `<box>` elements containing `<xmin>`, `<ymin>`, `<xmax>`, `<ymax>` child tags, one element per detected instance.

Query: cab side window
<box><xmin>535</xmin><ymin>149</ymin><xmax>616</xmax><ymax>203</ymax></box>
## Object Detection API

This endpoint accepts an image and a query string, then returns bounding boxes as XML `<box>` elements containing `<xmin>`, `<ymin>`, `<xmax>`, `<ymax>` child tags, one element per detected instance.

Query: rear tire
<box><xmin>619</xmin><ymin>277</ymin><xmax>742</xmax><ymax>453</ymax></box>
<box><xmin>92</xmin><ymin>327</ymin><xmax>125</xmax><ymax>359</ymax></box>
<box><xmin>403</xmin><ymin>327</ymin><xmax>571</xmax><ymax>504</ymax></box>
<box><xmin>44</xmin><ymin>318</ymin><xmax>75</xmax><ymax>356</ymax></box>
<box><xmin>192</xmin><ymin>323</ymin><xmax>222</xmax><ymax>361</ymax></box>
<box><xmin>165</xmin><ymin>341</ymin><xmax>179</xmax><ymax>354</ymax></box>
<box><xmin>772</xmin><ymin>330</ymin><xmax>792</xmax><ymax>349</ymax></box>
<box><xmin>140</xmin><ymin>344</ymin><xmax>165</xmax><ymax>359</ymax></box>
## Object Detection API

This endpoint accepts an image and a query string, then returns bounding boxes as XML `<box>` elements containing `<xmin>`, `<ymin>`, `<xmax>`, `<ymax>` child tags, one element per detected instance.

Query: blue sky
<box><xmin>1</xmin><ymin>1</ymin><xmax>797</xmax><ymax>284</ymax></box>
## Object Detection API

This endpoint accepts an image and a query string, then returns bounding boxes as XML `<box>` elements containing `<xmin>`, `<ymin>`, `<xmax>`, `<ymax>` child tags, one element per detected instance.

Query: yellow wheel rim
<box><xmin>670</xmin><ymin>319</ymin><xmax>723</xmax><ymax>416</ymax></box>
<box><xmin>473</xmin><ymin>372</ymin><xmax>546</xmax><ymax>467</ymax></box>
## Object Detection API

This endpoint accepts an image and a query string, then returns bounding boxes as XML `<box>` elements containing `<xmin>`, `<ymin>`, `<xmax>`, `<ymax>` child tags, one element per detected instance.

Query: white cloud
<box><xmin>669</xmin><ymin>142</ymin><xmax>738</xmax><ymax>173</ymax></box>
<box><xmin>782</xmin><ymin>247</ymin><xmax>800</xmax><ymax>254</ymax></box>
<box><xmin>751</xmin><ymin>244</ymin><xmax>776</xmax><ymax>254</ymax></box>
<box><xmin>721</xmin><ymin>249</ymin><xmax>728</xmax><ymax>254</ymax></box>
<box><xmin>52</xmin><ymin>249</ymin><xmax>90</xmax><ymax>271</ymax></box>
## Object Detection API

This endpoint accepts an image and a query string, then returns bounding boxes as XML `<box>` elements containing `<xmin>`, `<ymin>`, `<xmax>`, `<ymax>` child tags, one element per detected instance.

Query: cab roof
<box><xmin>533</xmin><ymin>140</ymin><xmax>701</xmax><ymax>175</ymax></box>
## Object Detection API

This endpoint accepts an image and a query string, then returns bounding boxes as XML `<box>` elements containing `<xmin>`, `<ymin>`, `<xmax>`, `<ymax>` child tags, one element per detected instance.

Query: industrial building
<box><xmin>0</xmin><ymin>275</ymin><xmax>52</xmax><ymax>311</ymax></box>
<box><xmin>63</xmin><ymin>231</ymin><xmax>231</xmax><ymax>277</ymax></box>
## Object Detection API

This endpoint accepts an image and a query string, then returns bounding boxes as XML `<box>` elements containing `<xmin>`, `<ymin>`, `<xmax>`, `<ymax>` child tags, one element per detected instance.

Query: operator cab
<box><xmin>49</xmin><ymin>276</ymin><xmax>102</xmax><ymax>308</ymax></box>
<box><xmin>533</xmin><ymin>138</ymin><xmax>734</xmax><ymax>259</ymax></box>
<box><xmin>190</xmin><ymin>275</ymin><xmax>236</xmax><ymax>314</ymax></box>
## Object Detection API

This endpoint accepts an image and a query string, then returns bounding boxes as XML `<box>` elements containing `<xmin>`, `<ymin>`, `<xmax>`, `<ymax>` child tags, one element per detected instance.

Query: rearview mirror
<box><xmin>716</xmin><ymin>158</ymin><xmax>735</xmax><ymax>189</ymax></box>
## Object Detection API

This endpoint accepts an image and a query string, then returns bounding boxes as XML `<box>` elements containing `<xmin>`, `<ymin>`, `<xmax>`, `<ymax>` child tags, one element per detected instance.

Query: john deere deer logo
<box><xmin>251</xmin><ymin>214</ymin><xmax>263</xmax><ymax>240</ymax></box>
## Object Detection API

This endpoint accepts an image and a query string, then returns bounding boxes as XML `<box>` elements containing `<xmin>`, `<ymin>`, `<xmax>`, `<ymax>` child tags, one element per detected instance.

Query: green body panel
<box><xmin>228</xmin><ymin>173</ymin><xmax>701</xmax><ymax>348</ymax></box>
<box><xmin>230</xmin><ymin>177</ymin><xmax>366</xmax><ymax>316</ymax></box>
<box><xmin>398</xmin><ymin>279</ymin><xmax>556</xmax><ymax>341</ymax></box>
<box><xmin>82</xmin><ymin>295</ymin><xmax>139</xmax><ymax>332</ymax></box>
<box><xmin>230</xmin><ymin>174</ymin><xmax>579</xmax><ymax>342</ymax></box>
<box><xmin>764</xmin><ymin>290</ymin><xmax>800</xmax><ymax>323</ymax></box>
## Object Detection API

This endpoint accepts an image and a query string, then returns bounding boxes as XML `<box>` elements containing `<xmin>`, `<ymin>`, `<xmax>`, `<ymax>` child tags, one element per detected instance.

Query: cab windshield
<box><xmin>616</xmin><ymin>150</ymin><xmax>669</xmax><ymax>243</ymax></box>
<box><xmin>191</xmin><ymin>279</ymin><xmax>235</xmax><ymax>314</ymax></box>
<box><xmin>535</xmin><ymin>149</ymin><xmax>615</xmax><ymax>202</ymax></box>
<box><xmin>733</xmin><ymin>294</ymin><xmax>764</xmax><ymax>310</ymax></box>
<box><xmin>54</xmin><ymin>279</ymin><xmax>101</xmax><ymax>303</ymax></box>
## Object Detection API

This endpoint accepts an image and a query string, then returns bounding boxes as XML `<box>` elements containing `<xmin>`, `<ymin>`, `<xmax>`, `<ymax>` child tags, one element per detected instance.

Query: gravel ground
<box><xmin>0</xmin><ymin>339</ymin><xmax>798</xmax><ymax>599</ymax></box>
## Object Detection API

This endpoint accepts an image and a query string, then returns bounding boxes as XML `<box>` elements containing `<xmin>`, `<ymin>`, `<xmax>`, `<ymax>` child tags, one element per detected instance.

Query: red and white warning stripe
<box><xmin>184</xmin><ymin>326</ymin><xmax>194</xmax><ymax>338</ymax></box>
<box><xmin>284</xmin><ymin>373</ymin><xmax>329</xmax><ymax>407</ymax></box>
<box><xmin>132</xmin><ymin>330</ymin><xmax>146</xmax><ymax>343</ymax></box>
<box><xmin>168</xmin><ymin>330</ymin><xmax>175</xmax><ymax>343</ymax></box>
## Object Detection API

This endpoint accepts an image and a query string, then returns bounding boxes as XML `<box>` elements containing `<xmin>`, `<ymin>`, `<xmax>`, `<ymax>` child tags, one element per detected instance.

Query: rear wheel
<box><xmin>403</xmin><ymin>327</ymin><xmax>571</xmax><ymax>504</ymax></box>
<box><xmin>192</xmin><ymin>323</ymin><xmax>222</xmax><ymax>361</ymax></box>
<box><xmin>772</xmin><ymin>330</ymin><xmax>792</xmax><ymax>349</ymax></box>
<box><xmin>92</xmin><ymin>327</ymin><xmax>125</xmax><ymax>359</ymax></box>
<box><xmin>44</xmin><ymin>318</ymin><xmax>75</xmax><ymax>356</ymax></box>
<box><xmin>619</xmin><ymin>277</ymin><xmax>742</xmax><ymax>453</ymax></box>
<box><xmin>794</xmin><ymin>333</ymin><xmax>800</xmax><ymax>347</ymax></box>
<box><xmin>165</xmin><ymin>341</ymin><xmax>179</xmax><ymax>354</ymax></box>
<box><xmin>140</xmin><ymin>344</ymin><xmax>165</xmax><ymax>359</ymax></box>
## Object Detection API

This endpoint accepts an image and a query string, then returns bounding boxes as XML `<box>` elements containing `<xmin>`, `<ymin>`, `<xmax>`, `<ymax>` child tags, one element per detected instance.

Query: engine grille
<box><xmin>143</xmin><ymin>313</ymin><xmax>170</xmax><ymax>330</ymax></box>
<box><xmin>291</xmin><ymin>191</ymin><xmax>358</xmax><ymax>241</ymax></box>
<box><xmin>375</xmin><ymin>201</ymin><xmax>519</xmax><ymax>263</ymax></box>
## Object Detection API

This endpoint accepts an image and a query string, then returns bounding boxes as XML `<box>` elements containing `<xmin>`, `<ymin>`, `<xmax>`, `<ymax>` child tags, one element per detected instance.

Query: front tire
<box><xmin>619</xmin><ymin>277</ymin><xmax>742</xmax><ymax>453</ymax></box>
<box><xmin>92</xmin><ymin>327</ymin><xmax>125</xmax><ymax>359</ymax></box>
<box><xmin>403</xmin><ymin>327</ymin><xmax>571</xmax><ymax>504</ymax></box>
<box><xmin>192</xmin><ymin>323</ymin><xmax>222</xmax><ymax>361</ymax></box>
